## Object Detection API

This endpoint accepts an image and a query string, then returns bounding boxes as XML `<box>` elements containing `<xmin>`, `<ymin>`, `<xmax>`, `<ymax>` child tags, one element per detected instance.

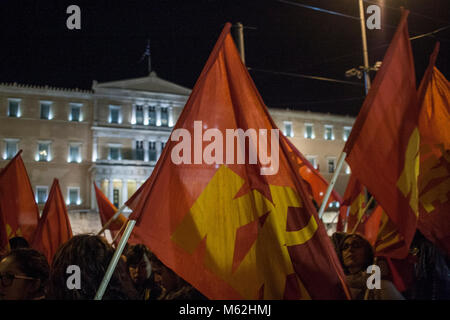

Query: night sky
<box><xmin>1</xmin><ymin>0</ymin><xmax>449</xmax><ymax>116</ymax></box>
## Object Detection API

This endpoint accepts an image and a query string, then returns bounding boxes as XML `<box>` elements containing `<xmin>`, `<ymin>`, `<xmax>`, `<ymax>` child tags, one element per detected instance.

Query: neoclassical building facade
<box><xmin>0</xmin><ymin>72</ymin><xmax>354</xmax><ymax>233</ymax></box>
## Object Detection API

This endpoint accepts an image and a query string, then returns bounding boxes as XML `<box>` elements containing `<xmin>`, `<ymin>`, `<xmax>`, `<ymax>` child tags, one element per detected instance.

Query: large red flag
<box><xmin>416</xmin><ymin>43</ymin><xmax>450</xmax><ymax>255</ymax></box>
<box><xmin>0</xmin><ymin>151</ymin><xmax>39</xmax><ymax>252</ymax></box>
<box><xmin>343</xmin><ymin>10</ymin><xmax>419</xmax><ymax>259</ymax></box>
<box><xmin>93</xmin><ymin>182</ymin><xmax>128</xmax><ymax>240</ymax></box>
<box><xmin>127</xmin><ymin>23</ymin><xmax>350</xmax><ymax>300</ymax></box>
<box><xmin>31</xmin><ymin>179</ymin><xmax>72</xmax><ymax>263</ymax></box>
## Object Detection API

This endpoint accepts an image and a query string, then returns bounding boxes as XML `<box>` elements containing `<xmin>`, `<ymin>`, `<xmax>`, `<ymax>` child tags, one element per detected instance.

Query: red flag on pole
<box><xmin>337</xmin><ymin>174</ymin><xmax>365</xmax><ymax>232</ymax></box>
<box><xmin>31</xmin><ymin>179</ymin><xmax>72</xmax><ymax>263</ymax></box>
<box><xmin>343</xmin><ymin>10</ymin><xmax>419</xmax><ymax>259</ymax></box>
<box><xmin>127</xmin><ymin>23</ymin><xmax>350</xmax><ymax>300</ymax></box>
<box><xmin>93</xmin><ymin>182</ymin><xmax>128</xmax><ymax>239</ymax></box>
<box><xmin>0</xmin><ymin>151</ymin><xmax>39</xmax><ymax>252</ymax></box>
<box><xmin>416</xmin><ymin>43</ymin><xmax>450</xmax><ymax>255</ymax></box>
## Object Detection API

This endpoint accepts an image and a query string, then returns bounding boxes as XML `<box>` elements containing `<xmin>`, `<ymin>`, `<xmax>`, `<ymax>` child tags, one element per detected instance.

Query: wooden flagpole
<box><xmin>97</xmin><ymin>204</ymin><xmax>127</xmax><ymax>236</ymax></box>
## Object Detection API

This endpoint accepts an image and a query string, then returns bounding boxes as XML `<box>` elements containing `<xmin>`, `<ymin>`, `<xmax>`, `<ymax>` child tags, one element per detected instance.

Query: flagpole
<box><xmin>97</xmin><ymin>204</ymin><xmax>127</xmax><ymax>236</ymax></box>
<box><xmin>111</xmin><ymin>218</ymin><xmax>128</xmax><ymax>247</ymax></box>
<box><xmin>318</xmin><ymin>151</ymin><xmax>347</xmax><ymax>220</ymax></box>
<box><xmin>94</xmin><ymin>219</ymin><xmax>136</xmax><ymax>300</ymax></box>
<box><xmin>351</xmin><ymin>196</ymin><xmax>374</xmax><ymax>234</ymax></box>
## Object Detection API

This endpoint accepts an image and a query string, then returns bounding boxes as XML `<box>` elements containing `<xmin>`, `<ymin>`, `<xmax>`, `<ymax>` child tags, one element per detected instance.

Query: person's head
<box><xmin>341</xmin><ymin>233</ymin><xmax>374</xmax><ymax>275</ymax></box>
<box><xmin>150</xmin><ymin>255</ymin><xmax>183</xmax><ymax>292</ymax></box>
<box><xmin>48</xmin><ymin>234</ymin><xmax>138</xmax><ymax>300</ymax></box>
<box><xmin>125</xmin><ymin>244</ymin><xmax>153</xmax><ymax>285</ymax></box>
<box><xmin>9</xmin><ymin>237</ymin><xmax>30</xmax><ymax>250</ymax></box>
<box><xmin>0</xmin><ymin>248</ymin><xmax>49</xmax><ymax>300</ymax></box>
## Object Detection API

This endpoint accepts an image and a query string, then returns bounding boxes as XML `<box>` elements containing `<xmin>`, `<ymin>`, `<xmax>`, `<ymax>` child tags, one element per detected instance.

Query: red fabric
<box><xmin>337</xmin><ymin>175</ymin><xmax>365</xmax><ymax>232</ymax></box>
<box><xmin>128</xmin><ymin>23</ymin><xmax>350</xmax><ymax>300</ymax></box>
<box><xmin>31</xmin><ymin>179</ymin><xmax>72</xmax><ymax>264</ymax></box>
<box><xmin>416</xmin><ymin>43</ymin><xmax>450</xmax><ymax>255</ymax></box>
<box><xmin>0</xmin><ymin>151</ymin><xmax>39</xmax><ymax>251</ymax></box>
<box><xmin>343</xmin><ymin>10</ymin><xmax>419</xmax><ymax>259</ymax></box>
<box><xmin>93</xmin><ymin>182</ymin><xmax>127</xmax><ymax>239</ymax></box>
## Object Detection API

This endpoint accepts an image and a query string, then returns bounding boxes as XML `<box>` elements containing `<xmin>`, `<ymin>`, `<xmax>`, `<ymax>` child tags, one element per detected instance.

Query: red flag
<box><xmin>337</xmin><ymin>175</ymin><xmax>365</xmax><ymax>232</ymax></box>
<box><xmin>31</xmin><ymin>179</ymin><xmax>72</xmax><ymax>263</ymax></box>
<box><xmin>282</xmin><ymin>135</ymin><xmax>342</xmax><ymax>210</ymax></box>
<box><xmin>416</xmin><ymin>43</ymin><xmax>450</xmax><ymax>255</ymax></box>
<box><xmin>128</xmin><ymin>23</ymin><xmax>350</xmax><ymax>300</ymax></box>
<box><xmin>0</xmin><ymin>151</ymin><xmax>39</xmax><ymax>251</ymax></box>
<box><xmin>93</xmin><ymin>182</ymin><xmax>127</xmax><ymax>239</ymax></box>
<box><xmin>343</xmin><ymin>10</ymin><xmax>419</xmax><ymax>259</ymax></box>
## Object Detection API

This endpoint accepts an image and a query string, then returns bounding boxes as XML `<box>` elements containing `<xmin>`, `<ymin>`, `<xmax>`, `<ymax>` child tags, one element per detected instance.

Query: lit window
<box><xmin>306</xmin><ymin>156</ymin><xmax>318</xmax><ymax>170</ymax></box>
<box><xmin>149</xmin><ymin>141</ymin><xmax>157</xmax><ymax>161</ymax></box>
<box><xmin>40</xmin><ymin>101</ymin><xmax>52</xmax><ymax>120</ymax></box>
<box><xmin>343</xmin><ymin>126</ymin><xmax>352</xmax><ymax>141</ymax></box>
<box><xmin>70</xmin><ymin>103</ymin><xmax>82</xmax><ymax>122</ymax></box>
<box><xmin>109</xmin><ymin>105</ymin><xmax>121</xmax><ymax>124</ymax></box>
<box><xmin>37</xmin><ymin>142</ymin><xmax>51</xmax><ymax>162</ymax></box>
<box><xmin>304</xmin><ymin>123</ymin><xmax>314</xmax><ymax>139</ymax></box>
<box><xmin>67</xmin><ymin>187</ymin><xmax>81</xmax><ymax>205</ymax></box>
<box><xmin>4</xmin><ymin>139</ymin><xmax>18</xmax><ymax>160</ymax></box>
<box><xmin>345</xmin><ymin>165</ymin><xmax>351</xmax><ymax>174</ymax></box>
<box><xmin>68</xmin><ymin>144</ymin><xmax>81</xmax><ymax>163</ymax></box>
<box><xmin>324</xmin><ymin>125</ymin><xmax>334</xmax><ymax>140</ymax></box>
<box><xmin>161</xmin><ymin>141</ymin><xmax>166</xmax><ymax>151</ymax></box>
<box><xmin>328</xmin><ymin>158</ymin><xmax>336</xmax><ymax>173</ymax></box>
<box><xmin>136</xmin><ymin>141</ymin><xmax>144</xmax><ymax>160</ymax></box>
<box><xmin>161</xmin><ymin>108</ymin><xmax>169</xmax><ymax>127</ymax></box>
<box><xmin>135</xmin><ymin>105</ymin><xmax>144</xmax><ymax>125</ymax></box>
<box><xmin>109</xmin><ymin>147</ymin><xmax>121</xmax><ymax>160</ymax></box>
<box><xmin>36</xmin><ymin>186</ymin><xmax>48</xmax><ymax>204</ymax></box>
<box><xmin>8</xmin><ymin>99</ymin><xmax>20</xmax><ymax>117</ymax></box>
<box><xmin>148</xmin><ymin>106</ymin><xmax>156</xmax><ymax>126</ymax></box>
<box><xmin>284</xmin><ymin>121</ymin><xmax>293</xmax><ymax>137</ymax></box>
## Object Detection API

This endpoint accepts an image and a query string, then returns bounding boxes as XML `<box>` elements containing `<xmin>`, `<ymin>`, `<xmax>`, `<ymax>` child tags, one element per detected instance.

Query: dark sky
<box><xmin>0</xmin><ymin>0</ymin><xmax>449</xmax><ymax>116</ymax></box>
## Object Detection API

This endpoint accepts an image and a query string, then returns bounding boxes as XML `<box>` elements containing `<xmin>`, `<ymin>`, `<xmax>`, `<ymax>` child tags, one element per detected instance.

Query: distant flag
<box><xmin>0</xmin><ymin>151</ymin><xmax>40</xmax><ymax>252</ymax></box>
<box><xmin>93</xmin><ymin>182</ymin><xmax>128</xmax><ymax>241</ymax></box>
<box><xmin>416</xmin><ymin>43</ymin><xmax>450</xmax><ymax>255</ymax></box>
<box><xmin>31</xmin><ymin>179</ymin><xmax>72</xmax><ymax>263</ymax></box>
<box><xmin>337</xmin><ymin>174</ymin><xmax>365</xmax><ymax>232</ymax></box>
<box><xmin>343</xmin><ymin>10</ymin><xmax>419</xmax><ymax>259</ymax></box>
<box><xmin>139</xmin><ymin>39</ymin><xmax>151</xmax><ymax>74</ymax></box>
<box><xmin>127</xmin><ymin>23</ymin><xmax>350</xmax><ymax>300</ymax></box>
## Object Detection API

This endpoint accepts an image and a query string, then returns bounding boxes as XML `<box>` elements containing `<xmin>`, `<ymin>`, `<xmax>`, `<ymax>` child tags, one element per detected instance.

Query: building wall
<box><xmin>0</xmin><ymin>83</ymin><xmax>356</xmax><ymax>235</ymax></box>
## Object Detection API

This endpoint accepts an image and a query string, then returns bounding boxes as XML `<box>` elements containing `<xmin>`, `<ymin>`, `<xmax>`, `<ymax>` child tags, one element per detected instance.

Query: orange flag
<box><xmin>343</xmin><ymin>10</ymin><xmax>419</xmax><ymax>259</ymax></box>
<box><xmin>128</xmin><ymin>23</ymin><xmax>350</xmax><ymax>300</ymax></box>
<box><xmin>93</xmin><ymin>182</ymin><xmax>128</xmax><ymax>239</ymax></box>
<box><xmin>337</xmin><ymin>174</ymin><xmax>365</xmax><ymax>232</ymax></box>
<box><xmin>416</xmin><ymin>43</ymin><xmax>450</xmax><ymax>255</ymax></box>
<box><xmin>0</xmin><ymin>150</ymin><xmax>39</xmax><ymax>252</ymax></box>
<box><xmin>31</xmin><ymin>179</ymin><xmax>72</xmax><ymax>263</ymax></box>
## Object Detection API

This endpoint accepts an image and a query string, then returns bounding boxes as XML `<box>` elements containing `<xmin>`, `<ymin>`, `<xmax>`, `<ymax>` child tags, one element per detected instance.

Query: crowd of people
<box><xmin>0</xmin><ymin>230</ymin><xmax>448</xmax><ymax>300</ymax></box>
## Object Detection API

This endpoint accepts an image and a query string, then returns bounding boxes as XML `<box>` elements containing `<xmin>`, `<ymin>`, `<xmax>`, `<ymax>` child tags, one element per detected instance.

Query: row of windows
<box><xmin>6</xmin><ymin>99</ymin><xmax>84</xmax><ymax>121</ymax></box>
<box><xmin>110</xmin><ymin>105</ymin><xmax>171</xmax><ymax>127</ymax></box>
<box><xmin>305</xmin><ymin>155</ymin><xmax>351</xmax><ymax>174</ymax></box>
<box><xmin>36</xmin><ymin>186</ymin><xmax>80</xmax><ymax>205</ymax></box>
<box><xmin>283</xmin><ymin>122</ymin><xmax>352</xmax><ymax>141</ymax></box>
<box><xmin>3</xmin><ymin>140</ymin><xmax>83</xmax><ymax>162</ymax></box>
<box><xmin>3</xmin><ymin>140</ymin><xmax>166</xmax><ymax>162</ymax></box>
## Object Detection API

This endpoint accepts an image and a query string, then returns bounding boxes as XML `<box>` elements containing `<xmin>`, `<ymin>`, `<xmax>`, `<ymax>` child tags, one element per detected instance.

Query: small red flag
<box><xmin>31</xmin><ymin>179</ymin><xmax>72</xmax><ymax>263</ymax></box>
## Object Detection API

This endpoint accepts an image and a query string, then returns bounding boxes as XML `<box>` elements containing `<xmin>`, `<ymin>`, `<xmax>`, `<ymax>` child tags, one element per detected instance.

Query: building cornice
<box><xmin>0</xmin><ymin>83</ymin><xmax>93</xmax><ymax>99</ymax></box>
<box><xmin>93</xmin><ymin>88</ymin><xmax>189</xmax><ymax>107</ymax></box>
<box><xmin>268</xmin><ymin>108</ymin><xmax>356</xmax><ymax>124</ymax></box>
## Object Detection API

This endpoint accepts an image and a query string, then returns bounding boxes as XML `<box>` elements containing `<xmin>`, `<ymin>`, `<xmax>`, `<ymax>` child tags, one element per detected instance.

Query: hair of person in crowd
<box><xmin>47</xmin><ymin>234</ymin><xmax>138</xmax><ymax>300</ymax></box>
